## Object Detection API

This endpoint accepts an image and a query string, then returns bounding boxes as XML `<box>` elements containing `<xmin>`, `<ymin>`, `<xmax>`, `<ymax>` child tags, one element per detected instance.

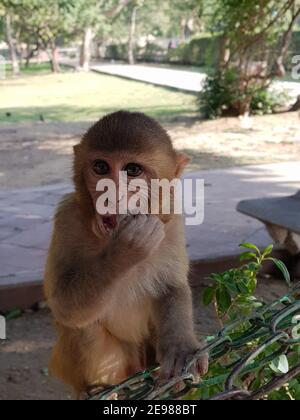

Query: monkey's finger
<box><xmin>147</xmin><ymin>217</ymin><xmax>164</xmax><ymax>236</ymax></box>
<box><xmin>115</xmin><ymin>216</ymin><xmax>131</xmax><ymax>232</ymax></box>
<box><xmin>159</xmin><ymin>357</ymin><xmax>176</xmax><ymax>381</ymax></box>
<box><xmin>186</xmin><ymin>352</ymin><xmax>209</xmax><ymax>377</ymax></box>
<box><xmin>117</xmin><ymin>213</ymin><xmax>128</xmax><ymax>224</ymax></box>
<box><xmin>196</xmin><ymin>353</ymin><xmax>209</xmax><ymax>375</ymax></box>
<box><xmin>117</xmin><ymin>214</ymin><xmax>138</xmax><ymax>233</ymax></box>
<box><xmin>173</xmin><ymin>355</ymin><xmax>188</xmax><ymax>377</ymax></box>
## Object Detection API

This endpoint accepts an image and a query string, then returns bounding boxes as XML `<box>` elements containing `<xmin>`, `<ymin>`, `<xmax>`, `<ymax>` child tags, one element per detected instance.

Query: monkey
<box><xmin>44</xmin><ymin>111</ymin><xmax>208</xmax><ymax>398</ymax></box>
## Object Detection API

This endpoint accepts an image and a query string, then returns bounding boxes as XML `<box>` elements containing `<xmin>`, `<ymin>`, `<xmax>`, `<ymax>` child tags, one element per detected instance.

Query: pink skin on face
<box><xmin>84</xmin><ymin>152</ymin><xmax>152</xmax><ymax>236</ymax></box>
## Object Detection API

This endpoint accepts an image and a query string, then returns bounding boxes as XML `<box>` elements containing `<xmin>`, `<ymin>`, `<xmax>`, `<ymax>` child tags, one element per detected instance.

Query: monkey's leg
<box><xmin>50</xmin><ymin>324</ymin><xmax>145</xmax><ymax>397</ymax></box>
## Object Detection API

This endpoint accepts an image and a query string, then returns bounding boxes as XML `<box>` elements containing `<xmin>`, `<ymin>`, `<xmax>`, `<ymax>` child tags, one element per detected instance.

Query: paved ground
<box><xmin>1</xmin><ymin>161</ymin><xmax>299</xmax><ymax>292</ymax></box>
<box><xmin>90</xmin><ymin>63</ymin><xmax>207</xmax><ymax>92</ymax></box>
<box><xmin>61</xmin><ymin>61</ymin><xmax>300</xmax><ymax>101</ymax></box>
<box><xmin>0</xmin><ymin>184</ymin><xmax>72</xmax><ymax>289</ymax></box>
<box><xmin>1</xmin><ymin>112</ymin><xmax>300</xmax><ymax>189</ymax></box>
<box><xmin>89</xmin><ymin>63</ymin><xmax>300</xmax><ymax>103</ymax></box>
<box><xmin>1</xmin><ymin>161</ymin><xmax>298</xmax><ymax>400</ymax></box>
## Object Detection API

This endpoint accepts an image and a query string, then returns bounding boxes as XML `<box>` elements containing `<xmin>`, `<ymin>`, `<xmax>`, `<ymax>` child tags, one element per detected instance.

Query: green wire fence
<box><xmin>89</xmin><ymin>282</ymin><xmax>300</xmax><ymax>401</ymax></box>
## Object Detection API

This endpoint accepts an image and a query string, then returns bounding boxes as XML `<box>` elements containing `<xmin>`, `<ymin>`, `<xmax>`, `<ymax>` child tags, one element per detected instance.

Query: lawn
<box><xmin>0</xmin><ymin>66</ymin><xmax>198</xmax><ymax>123</ymax></box>
<box><xmin>4</xmin><ymin>62</ymin><xmax>53</xmax><ymax>76</ymax></box>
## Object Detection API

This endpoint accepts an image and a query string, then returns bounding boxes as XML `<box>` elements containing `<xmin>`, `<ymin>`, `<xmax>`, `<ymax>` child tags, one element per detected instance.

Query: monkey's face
<box><xmin>74</xmin><ymin>112</ymin><xmax>191</xmax><ymax>236</ymax></box>
<box><xmin>83</xmin><ymin>151</ymin><xmax>156</xmax><ymax>235</ymax></box>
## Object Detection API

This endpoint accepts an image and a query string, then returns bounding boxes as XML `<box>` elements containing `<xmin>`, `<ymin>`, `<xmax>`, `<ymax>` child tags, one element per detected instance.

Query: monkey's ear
<box><xmin>175</xmin><ymin>153</ymin><xmax>191</xmax><ymax>177</ymax></box>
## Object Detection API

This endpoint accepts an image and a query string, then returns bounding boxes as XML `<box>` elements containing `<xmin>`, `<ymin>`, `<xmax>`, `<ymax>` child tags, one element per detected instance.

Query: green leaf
<box><xmin>247</xmin><ymin>262</ymin><xmax>260</xmax><ymax>272</ymax></box>
<box><xmin>209</xmin><ymin>273</ymin><xmax>223</xmax><ymax>284</ymax></box>
<box><xmin>5</xmin><ymin>309</ymin><xmax>22</xmax><ymax>321</ymax></box>
<box><xmin>240</xmin><ymin>252</ymin><xmax>257</xmax><ymax>262</ymax></box>
<box><xmin>237</xmin><ymin>279</ymin><xmax>250</xmax><ymax>295</ymax></box>
<box><xmin>251</xmin><ymin>378</ymin><xmax>262</xmax><ymax>391</ymax></box>
<box><xmin>216</xmin><ymin>287</ymin><xmax>232</xmax><ymax>315</ymax></box>
<box><xmin>240</xmin><ymin>243</ymin><xmax>260</xmax><ymax>254</ymax></box>
<box><xmin>270</xmin><ymin>355</ymin><xmax>289</xmax><ymax>374</ymax></box>
<box><xmin>224</xmin><ymin>278</ymin><xmax>238</xmax><ymax>295</ymax></box>
<box><xmin>267</xmin><ymin>258</ymin><xmax>291</xmax><ymax>288</ymax></box>
<box><xmin>248</xmin><ymin>276</ymin><xmax>257</xmax><ymax>294</ymax></box>
<box><xmin>203</xmin><ymin>287</ymin><xmax>215</xmax><ymax>306</ymax></box>
<box><xmin>262</xmin><ymin>244</ymin><xmax>274</xmax><ymax>258</ymax></box>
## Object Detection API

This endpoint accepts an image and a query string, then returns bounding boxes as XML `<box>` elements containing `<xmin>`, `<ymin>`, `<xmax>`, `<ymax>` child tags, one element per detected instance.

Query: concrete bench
<box><xmin>237</xmin><ymin>190</ymin><xmax>300</xmax><ymax>255</ymax></box>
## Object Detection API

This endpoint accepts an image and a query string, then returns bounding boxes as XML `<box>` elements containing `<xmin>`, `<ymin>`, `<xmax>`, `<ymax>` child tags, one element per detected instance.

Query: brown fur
<box><xmin>44</xmin><ymin>111</ymin><xmax>208</xmax><ymax>397</ymax></box>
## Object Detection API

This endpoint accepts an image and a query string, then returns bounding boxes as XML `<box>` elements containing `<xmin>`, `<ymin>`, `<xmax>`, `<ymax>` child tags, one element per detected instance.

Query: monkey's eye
<box><xmin>124</xmin><ymin>163</ymin><xmax>143</xmax><ymax>177</ymax></box>
<box><xmin>93</xmin><ymin>160</ymin><xmax>110</xmax><ymax>175</ymax></box>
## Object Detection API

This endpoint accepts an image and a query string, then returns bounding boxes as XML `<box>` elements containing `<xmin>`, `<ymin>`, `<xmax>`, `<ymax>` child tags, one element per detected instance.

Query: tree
<box><xmin>199</xmin><ymin>0</ymin><xmax>300</xmax><ymax>116</ymax></box>
<box><xmin>99</xmin><ymin>0</ymin><xmax>201</xmax><ymax>65</ymax></box>
<box><xmin>70</xmin><ymin>0</ymin><xmax>132</xmax><ymax>71</ymax></box>
<box><xmin>1</xmin><ymin>0</ymin><xmax>73</xmax><ymax>73</ymax></box>
<box><xmin>165</xmin><ymin>0</ymin><xmax>202</xmax><ymax>41</ymax></box>
<box><xmin>4</xmin><ymin>13</ymin><xmax>20</xmax><ymax>75</ymax></box>
<box><xmin>127</xmin><ymin>1</ymin><xmax>139</xmax><ymax>64</ymax></box>
<box><xmin>0</xmin><ymin>2</ymin><xmax>20</xmax><ymax>75</ymax></box>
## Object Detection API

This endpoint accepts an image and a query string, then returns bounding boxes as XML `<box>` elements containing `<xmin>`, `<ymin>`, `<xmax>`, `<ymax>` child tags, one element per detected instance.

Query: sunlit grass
<box><xmin>4</xmin><ymin>62</ymin><xmax>53</xmax><ymax>76</ymax></box>
<box><xmin>0</xmin><ymin>68</ymin><xmax>198</xmax><ymax>123</ymax></box>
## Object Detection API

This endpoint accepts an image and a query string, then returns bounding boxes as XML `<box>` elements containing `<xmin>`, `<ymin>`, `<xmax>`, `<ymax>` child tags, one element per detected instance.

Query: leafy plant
<box><xmin>198</xmin><ymin>71</ymin><xmax>288</xmax><ymax>119</ymax></box>
<box><xmin>250</xmin><ymin>89</ymin><xmax>288</xmax><ymax>116</ymax></box>
<box><xmin>198</xmin><ymin>0</ymin><xmax>300</xmax><ymax>116</ymax></box>
<box><xmin>203</xmin><ymin>242</ymin><xmax>291</xmax><ymax>325</ymax></box>
<box><xmin>200</xmin><ymin>243</ymin><xmax>300</xmax><ymax>400</ymax></box>
<box><xmin>198</xmin><ymin>69</ymin><xmax>240</xmax><ymax>119</ymax></box>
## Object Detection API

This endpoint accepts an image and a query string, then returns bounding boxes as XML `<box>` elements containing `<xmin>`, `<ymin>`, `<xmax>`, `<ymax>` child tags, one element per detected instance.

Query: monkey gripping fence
<box><xmin>90</xmin><ymin>282</ymin><xmax>300</xmax><ymax>401</ymax></box>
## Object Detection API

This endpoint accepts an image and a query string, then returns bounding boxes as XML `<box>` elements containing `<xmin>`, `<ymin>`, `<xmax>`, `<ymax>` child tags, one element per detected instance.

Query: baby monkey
<box><xmin>45</xmin><ymin>111</ymin><xmax>208</xmax><ymax>397</ymax></box>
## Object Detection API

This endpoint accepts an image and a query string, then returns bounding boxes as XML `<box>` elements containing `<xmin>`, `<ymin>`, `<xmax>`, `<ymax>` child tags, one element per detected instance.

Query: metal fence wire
<box><xmin>90</xmin><ymin>282</ymin><xmax>300</xmax><ymax>401</ymax></box>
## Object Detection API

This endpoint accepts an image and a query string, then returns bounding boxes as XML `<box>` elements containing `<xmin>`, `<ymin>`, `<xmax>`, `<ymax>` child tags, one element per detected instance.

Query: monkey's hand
<box><xmin>158</xmin><ymin>337</ymin><xmax>209</xmax><ymax>381</ymax></box>
<box><xmin>113</xmin><ymin>215</ymin><xmax>165</xmax><ymax>261</ymax></box>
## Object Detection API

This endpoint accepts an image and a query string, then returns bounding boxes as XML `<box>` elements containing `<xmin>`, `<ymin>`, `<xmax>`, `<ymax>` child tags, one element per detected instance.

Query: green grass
<box><xmin>4</xmin><ymin>62</ymin><xmax>54</xmax><ymax>76</ymax></box>
<box><xmin>0</xmin><ymin>69</ymin><xmax>198</xmax><ymax>123</ymax></box>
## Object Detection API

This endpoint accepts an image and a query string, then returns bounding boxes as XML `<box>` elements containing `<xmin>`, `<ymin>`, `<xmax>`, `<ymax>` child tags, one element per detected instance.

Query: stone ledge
<box><xmin>0</xmin><ymin>257</ymin><xmax>241</xmax><ymax>312</ymax></box>
<box><xmin>0</xmin><ymin>270</ymin><xmax>44</xmax><ymax>312</ymax></box>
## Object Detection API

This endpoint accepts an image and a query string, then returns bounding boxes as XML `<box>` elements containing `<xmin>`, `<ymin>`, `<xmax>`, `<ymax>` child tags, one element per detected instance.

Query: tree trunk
<box><xmin>128</xmin><ymin>6</ymin><xmax>138</xmax><ymax>65</ymax></box>
<box><xmin>218</xmin><ymin>35</ymin><xmax>230</xmax><ymax>70</ymax></box>
<box><xmin>275</xmin><ymin>6</ymin><xmax>300</xmax><ymax>77</ymax></box>
<box><xmin>5</xmin><ymin>14</ymin><xmax>20</xmax><ymax>76</ymax></box>
<box><xmin>289</xmin><ymin>95</ymin><xmax>300</xmax><ymax>112</ymax></box>
<box><xmin>25</xmin><ymin>44</ymin><xmax>38</xmax><ymax>68</ymax></box>
<box><xmin>80</xmin><ymin>27</ymin><xmax>93</xmax><ymax>71</ymax></box>
<box><xmin>49</xmin><ymin>43</ymin><xmax>61</xmax><ymax>73</ymax></box>
<box><xmin>275</xmin><ymin>23</ymin><xmax>294</xmax><ymax>77</ymax></box>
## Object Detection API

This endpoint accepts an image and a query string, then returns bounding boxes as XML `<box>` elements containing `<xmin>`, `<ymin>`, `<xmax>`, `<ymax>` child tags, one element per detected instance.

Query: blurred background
<box><xmin>0</xmin><ymin>0</ymin><xmax>300</xmax><ymax>400</ymax></box>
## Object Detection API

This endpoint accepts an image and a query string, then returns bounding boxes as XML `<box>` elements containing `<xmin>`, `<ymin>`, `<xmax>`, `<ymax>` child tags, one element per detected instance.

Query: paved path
<box><xmin>1</xmin><ymin>162</ymin><xmax>299</xmax><ymax>292</ymax></box>
<box><xmin>61</xmin><ymin>60</ymin><xmax>300</xmax><ymax>101</ymax></box>
<box><xmin>88</xmin><ymin>63</ymin><xmax>300</xmax><ymax>101</ymax></box>
<box><xmin>90</xmin><ymin>64</ymin><xmax>207</xmax><ymax>92</ymax></box>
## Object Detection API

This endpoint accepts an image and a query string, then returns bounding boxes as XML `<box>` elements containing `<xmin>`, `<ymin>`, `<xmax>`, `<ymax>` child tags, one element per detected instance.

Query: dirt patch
<box><xmin>0</xmin><ymin>111</ymin><xmax>299</xmax><ymax>189</ymax></box>
<box><xmin>0</xmin><ymin>309</ymin><xmax>71</xmax><ymax>400</ymax></box>
<box><xmin>0</xmin><ymin>276</ymin><xmax>288</xmax><ymax>400</ymax></box>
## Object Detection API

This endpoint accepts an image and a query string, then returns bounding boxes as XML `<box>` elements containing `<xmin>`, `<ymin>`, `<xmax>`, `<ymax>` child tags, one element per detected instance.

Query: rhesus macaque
<box><xmin>44</xmin><ymin>111</ymin><xmax>208</xmax><ymax>397</ymax></box>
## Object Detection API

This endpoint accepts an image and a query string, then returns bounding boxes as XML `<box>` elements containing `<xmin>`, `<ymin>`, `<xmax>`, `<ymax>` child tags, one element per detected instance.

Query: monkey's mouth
<box><xmin>101</xmin><ymin>215</ymin><xmax>118</xmax><ymax>232</ymax></box>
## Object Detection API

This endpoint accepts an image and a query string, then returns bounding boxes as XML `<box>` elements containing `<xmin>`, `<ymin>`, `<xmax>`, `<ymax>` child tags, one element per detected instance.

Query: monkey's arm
<box><xmin>45</xmin><ymin>242</ymin><xmax>131</xmax><ymax>329</ymax></box>
<box><xmin>45</xmin><ymin>212</ymin><xmax>165</xmax><ymax>329</ymax></box>
<box><xmin>153</xmin><ymin>284</ymin><xmax>208</xmax><ymax>379</ymax></box>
